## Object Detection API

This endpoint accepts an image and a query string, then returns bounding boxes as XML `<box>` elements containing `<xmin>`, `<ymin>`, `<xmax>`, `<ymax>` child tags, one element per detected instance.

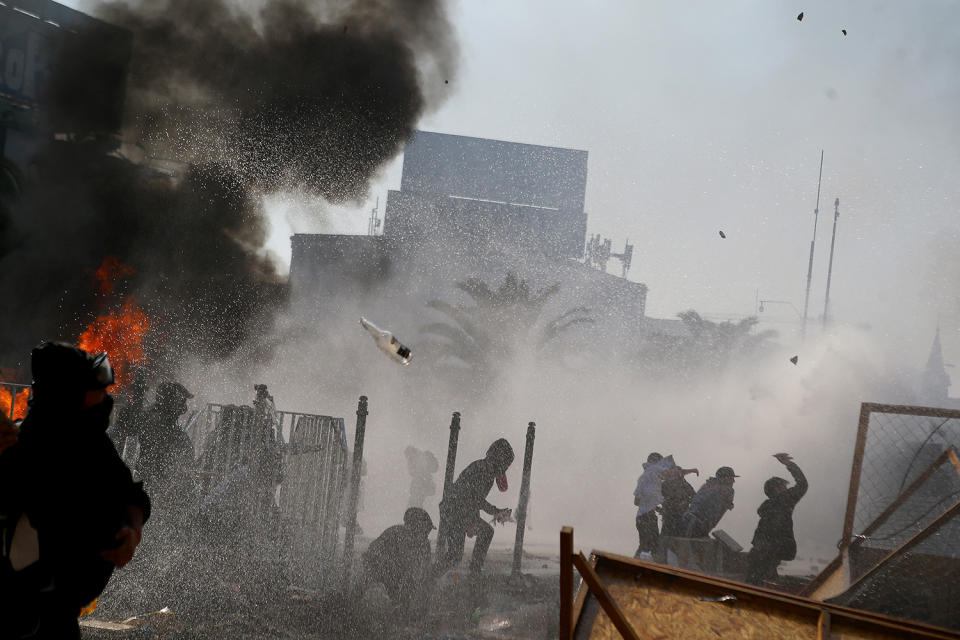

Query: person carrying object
<box><xmin>746</xmin><ymin>453</ymin><xmax>808</xmax><ymax>586</ymax></box>
<box><xmin>435</xmin><ymin>438</ymin><xmax>514</xmax><ymax>577</ymax></box>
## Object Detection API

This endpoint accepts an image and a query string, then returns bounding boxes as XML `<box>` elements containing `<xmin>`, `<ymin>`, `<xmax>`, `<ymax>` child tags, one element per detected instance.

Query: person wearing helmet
<box><xmin>681</xmin><ymin>466</ymin><xmax>738</xmax><ymax>538</ymax></box>
<box><xmin>135</xmin><ymin>381</ymin><xmax>195</xmax><ymax>497</ymax></box>
<box><xmin>361</xmin><ymin>507</ymin><xmax>436</xmax><ymax>614</ymax></box>
<box><xmin>746</xmin><ymin>453</ymin><xmax>808</xmax><ymax>586</ymax></box>
<box><xmin>435</xmin><ymin>438</ymin><xmax>514</xmax><ymax>577</ymax></box>
<box><xmin>0</xmin><ymin>342</ymin><xmax>150</xmax><ymax>639</ymax></box>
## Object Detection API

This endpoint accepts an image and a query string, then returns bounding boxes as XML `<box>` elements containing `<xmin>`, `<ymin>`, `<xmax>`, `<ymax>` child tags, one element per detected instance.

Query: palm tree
<box><xmin>421</xmin><ymin>272</ymin><xmax>593</xmax><ymax>379</ymax></box>
<box><xmin>638</xmin><ymin>310</ymin><xmax>778</xmax><ymax>378</ymax></box>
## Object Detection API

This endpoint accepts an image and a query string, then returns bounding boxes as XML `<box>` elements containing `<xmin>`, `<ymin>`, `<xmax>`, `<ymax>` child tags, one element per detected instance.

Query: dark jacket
<box><xmin>362</xmin><ymin>524</ymin><xmax>430</xmax><ymax>602</ymax></box>
<box><xmin>440</xmin><ymin>459</ymin><xmax>499</xmax><ymax>522</ymax></box>
<box><xmin>1</xmin><ymin>400</ymin><xmax>151</xmax><ymax>617</ymax></box>
<box><xmin>684</xmin><ymin>477</ymin><xmax>734</xmax><ymax>533</ymax></box>
<box><xmin>660</xmin><ymin>475</ymin><xmax>696</xmax><ymax>536</ymax></box>
<box><xmin>751</xmin><ymin>462</ymin><xmax>807</xmax><ymax>560</ymax></box>
<box><xmin>136</xmin><ymin>407</ymin><xmax>195</xmax><ymax>494</ymax></box>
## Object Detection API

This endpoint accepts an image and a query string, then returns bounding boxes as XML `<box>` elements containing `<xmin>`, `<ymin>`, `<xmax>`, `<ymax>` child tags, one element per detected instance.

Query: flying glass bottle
<box><xmin>359</xmin><ymin>317</ymin><xmax>412</xmax><ymax>365</ymax></box>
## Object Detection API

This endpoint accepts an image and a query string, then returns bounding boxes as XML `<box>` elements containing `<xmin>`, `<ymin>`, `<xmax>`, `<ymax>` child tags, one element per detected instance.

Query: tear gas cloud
<box><xmin>178</xmin><ymin>241</ymin><xmax>923</xmax><ymax>565</ymax></box>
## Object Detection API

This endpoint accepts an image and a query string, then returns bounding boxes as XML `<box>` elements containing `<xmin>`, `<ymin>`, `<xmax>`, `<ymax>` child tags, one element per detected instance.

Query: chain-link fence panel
<box><xmin>833</xmin><ymin>503</ymin><xmax>960</xmax><ymax>632</ymax></box>
<box><xmin>844</xmin><ymin>404</ymin><xmax>960</xmax><ymax>545</ymax></box>
<box><xmin>814</xmin><ymin>403</ymin><xmax>960</xmax><ymax>632</ymax></box>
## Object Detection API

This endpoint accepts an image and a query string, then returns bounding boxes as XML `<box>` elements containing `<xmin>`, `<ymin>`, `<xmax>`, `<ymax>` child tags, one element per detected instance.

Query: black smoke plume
<box><xmin>0</xmin><ymin>0</ymin><xmax>456</xmax><ymax>374</ymax></box>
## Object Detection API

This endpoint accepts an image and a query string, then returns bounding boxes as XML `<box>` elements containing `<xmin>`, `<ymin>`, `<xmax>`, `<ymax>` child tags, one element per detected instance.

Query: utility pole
<box><xmin>823</xmin><ymin>197</ymin><xmax>840</xmax><ymax>329</ymax></box>
<box><xmin>801</xmin><ymin>150</ymin><xmax>824</xmax><ymax>343</ymax></box>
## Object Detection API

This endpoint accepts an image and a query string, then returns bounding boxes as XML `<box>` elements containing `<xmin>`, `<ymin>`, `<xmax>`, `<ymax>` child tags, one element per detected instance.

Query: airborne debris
<box><xmin>790</xmin><ymin>355</ymin><xmax>799</xmax><ymax>365</ymax></box>
<box><xmin>842</xmin><ymin>29</ymin><xmax>847</xmax><ymax>35</ymax></box>
<box><xmin>797</xmin><ymin>12</ymin><xmax>804</xmax><ymax>21</ymax></box>
<box><xmin>360</xmin><ymin>317</ymin><xmax>413</xmax><ymax>365</ymax></box>
<box><xmin>718</xmin><ymin>230</ymin><xmax>726</xmax><ymax>239</ymax></box>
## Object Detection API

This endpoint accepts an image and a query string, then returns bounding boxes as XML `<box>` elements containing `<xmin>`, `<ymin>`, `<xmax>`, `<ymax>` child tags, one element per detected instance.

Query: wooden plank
<box><xmin>589</xmin><ymin>551</ymin><xmax>960</xmax><ymax>638</ymax></box>
<box><xmin>817</xmin><ymin>609</ymin><xmax>832</xmax><ymax>640</ymax></box>
<box><xmin>841</xmin><ymin>403</ymin><xmax>874</xmax><ymax>553</ymax></box>
<box><xmin>860</xmin><ymin>403</ymin><xmax>960</xmax><ymax>420</ymax></box>
<box><xmin>560</xmin><ymin>526</ymin><xmax>573</xmax><ymax>640</ymax></box>
<box><xmin>573</xmin><ymin>552</ymin><xmax>640</xmax><ymax>640</ymax></box>
<box><xmin>571</xmin><ymin>554</ymin><xmax>591</xmax><ymax>635</ymax></box>
<box><xmin>801</xmin><ymin>555</ymin><xmax>843</xmax><ymax>598</ymax></box>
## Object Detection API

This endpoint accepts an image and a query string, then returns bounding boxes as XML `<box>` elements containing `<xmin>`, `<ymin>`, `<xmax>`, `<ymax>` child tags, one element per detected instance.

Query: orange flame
<box><xmin>0</xmin><ymin>387</ymin><xmax>29</xmax><ymax>420</ymax></box>
<box><xmin>78</xmin><ymin>299</ymin><xmax>151</xmax><ymax>391</ymax></box>
<box><xmin>93</xmin><ymin>256</ymin><xmax>135</xmax><ymax>296</ymax></box>
<box><xmin>78</xmin><ymin>257</ymin><xmax>151</xmax><ymax>391</ymax></box>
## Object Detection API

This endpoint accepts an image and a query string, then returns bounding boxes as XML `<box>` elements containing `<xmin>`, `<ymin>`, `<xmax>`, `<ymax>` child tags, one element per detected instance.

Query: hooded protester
<box><xmin>746</xmin><ymin>453</ymin><xmax>808</xmax><ymax>586</ymax></box>
<box><xmin>659</xmin><ymin>461</ymin><xmax>699</xmax><ymax>538</ymax></box>
<box><xmin>681</xmin><ymin>466</ymin><xmax>738</xmax><ymax>538</ymax></box>
<box><xmin>632</xmin><ymin>452</ymin><xmax>673</xmax><ymax>557</ymax></box>
<box><xmin>362</xmin><ymin>507</ymin><xmax>435</xmax><ymax>614</ymax></box>
<box><xmin>0</xmin><ymin>342</ymin><xmax>150</xmax><ymax>639</ymax></box>
<box><xmin>435</xmin><ymin>438</ymin><xmax>514</xmax><ymax>576</ymax></box>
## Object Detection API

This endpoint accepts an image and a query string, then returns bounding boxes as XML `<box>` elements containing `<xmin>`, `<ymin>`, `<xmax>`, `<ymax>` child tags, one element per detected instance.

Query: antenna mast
<box><xmin>801</xmin><ymin>150</ymin><xmax>823</xmax><ymax>342</ymax></box>
<box><xmin>822</xmin><ymin>197</ymin><xmax>840</xmax><ymax>329</ymax></box>
<box><xmin>367</xmin><ymin>196</ymin><xmax>381</xmax><ymax>236</ymax></box>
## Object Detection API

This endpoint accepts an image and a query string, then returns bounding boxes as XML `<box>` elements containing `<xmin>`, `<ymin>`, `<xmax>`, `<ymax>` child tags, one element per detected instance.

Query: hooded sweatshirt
<box><xmin>633</xmin><ymin>455</ymin><xmax>675</xmax><ymax>517</ymax></box>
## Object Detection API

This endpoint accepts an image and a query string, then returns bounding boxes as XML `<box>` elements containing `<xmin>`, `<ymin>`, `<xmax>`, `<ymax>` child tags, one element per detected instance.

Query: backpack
<box><xmin>0</xmin><ymin>509</ymin><xmax>50</xmax><ymax>638</ymax></box>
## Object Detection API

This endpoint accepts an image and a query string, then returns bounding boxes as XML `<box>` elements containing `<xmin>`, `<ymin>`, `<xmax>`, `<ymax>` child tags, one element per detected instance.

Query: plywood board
<box><xmin>571</xmin><ymin>552</ymin><xmax>959</xmax><ymax>640</ymax></box>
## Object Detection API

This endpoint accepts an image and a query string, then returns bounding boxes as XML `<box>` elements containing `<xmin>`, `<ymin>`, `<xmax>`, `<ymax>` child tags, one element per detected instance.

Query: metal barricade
<box><xmin>0</xmin><ymin>382</ymin><xmax>30</xmax><ymax>421</ymax></box>
<box><xmin>193</xmin><ymin>402</ymin><xmax>349</xmax><ymax>588</ymax></box>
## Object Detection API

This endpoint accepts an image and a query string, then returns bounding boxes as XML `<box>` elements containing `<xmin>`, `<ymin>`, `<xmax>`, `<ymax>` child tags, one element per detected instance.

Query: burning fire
<box><xmin>0</xmin><ymin>387</ymin><xmax>29</xmax><ymax>420</ymax></box>
<box><xmin>93</xmin><ymin>256</ymin><xmax>135</xmax><ymax>296</ymax></box>
<box><xmin>78</xmin><ymin>257</ymin><xmax>152</xmax><ymax>390</ymax></box>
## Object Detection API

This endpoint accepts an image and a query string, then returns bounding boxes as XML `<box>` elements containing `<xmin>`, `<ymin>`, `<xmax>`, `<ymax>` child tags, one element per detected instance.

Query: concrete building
<box><xmin>290</xmin><ymin>131</ymin><xmax>650</xmax><ymax>361</ymax></box>
<box><xmin>0</xmin><ymin>0</ymin><xmax>131</xmax><ymax>168</ymax></box>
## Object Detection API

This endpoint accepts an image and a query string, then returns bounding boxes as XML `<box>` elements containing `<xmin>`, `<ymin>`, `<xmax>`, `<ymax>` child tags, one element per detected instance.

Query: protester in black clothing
<box><xmin>746</xmin><ymin>453</ymin><xmax>808</xmax><ymax>586</ymax></box>
<box><xmin>660</xmin><ymin>464</ymin><xmax>698</xmax><ymax>537</ymax></box>
<box><xmin>435</xmin><ymin>438</ymin><xmax>514</xmax><ymax>576</ymax></box>
<box><xmin>0</xmin><ymin>343</ymin><xmax>150</xmax><ymax>639</ymax></box>
<box><xmin>362</xmin><ymin>507</ymin><xmax>435</xmax><ymax>614</ymax></box>
<box><xmin>681</xmin><ymin>466</ymin><xmax>737</xmax><ymax>538</ymax></box>
<box><xmin>136</xmin><ymin>381</ymin><xmax>195</xmax><ymax>499</ymax></box>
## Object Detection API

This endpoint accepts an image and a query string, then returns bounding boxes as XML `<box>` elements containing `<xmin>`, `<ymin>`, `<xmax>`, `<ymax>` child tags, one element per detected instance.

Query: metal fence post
<box><xmin>342</xmin><ymin>395</ymin><xmax>368</xmax><ymax>582</ymax></box>
<box><xmin>435</xmin><ymin>411</ymin><xmax>461</xmax><ymax>562</ymax></box>
<box><xmin>512</xmin><ymin>421</ymin><xmax>536</xmax><ymax>576</ymax></box>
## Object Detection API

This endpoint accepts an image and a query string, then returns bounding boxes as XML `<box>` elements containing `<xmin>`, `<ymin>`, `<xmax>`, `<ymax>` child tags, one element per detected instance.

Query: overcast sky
<box><xmin>68</xmin><ymin>0</ymin><xmax>960</xmax><ymax>374</ymax></box>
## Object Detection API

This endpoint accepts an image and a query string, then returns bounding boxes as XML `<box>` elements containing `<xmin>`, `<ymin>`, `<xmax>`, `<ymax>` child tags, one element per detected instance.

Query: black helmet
<box><xmin>31</xmin><ymin>342</ymin><xmax>114</xmax><ymax>401</ymax></box>
<box><xmin>403</xmin><ymin>507</ymin><xmax>435</xmax><ymax>531</ymax></box>
<box><xmin>155</xmin><ymin>381</ymin><xmax>193</xmax><ymax>404</ymax></box>
<box><xmin>485</xmin><ymin>438</ymin><xmax>514</xmax><ymax>473</ymax></box>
